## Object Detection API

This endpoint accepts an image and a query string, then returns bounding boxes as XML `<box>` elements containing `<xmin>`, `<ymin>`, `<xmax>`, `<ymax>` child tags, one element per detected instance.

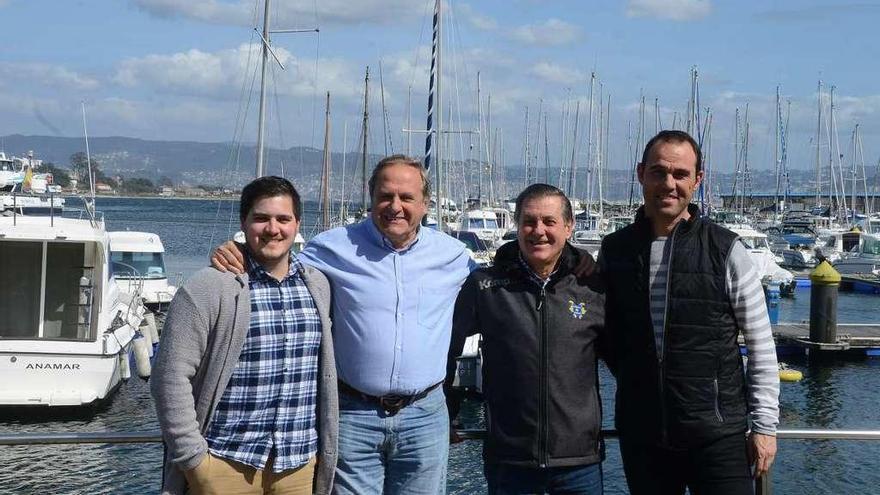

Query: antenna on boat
<box><xmin>81</xmin><ymin>101</ymin><xmax>97</xmax><ymax>226</ymax></box>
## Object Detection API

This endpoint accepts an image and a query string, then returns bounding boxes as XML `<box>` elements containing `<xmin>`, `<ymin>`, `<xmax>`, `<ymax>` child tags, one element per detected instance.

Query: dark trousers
<box><xmin>620</xmin><ymin>433</ymin><xmax>753</xmax><ymax>495</ymax></box>
<box><xmin>484</xmin><ymin>462</ymin><xmax>603</xmax><ymax>495</ymax></box>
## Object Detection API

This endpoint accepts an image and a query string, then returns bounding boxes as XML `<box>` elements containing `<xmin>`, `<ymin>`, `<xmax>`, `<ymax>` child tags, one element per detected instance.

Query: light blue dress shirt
<box><xmin>299</xmin><ymin>218</ymin><xmax>476</xmax><ymax>396</ymax></box>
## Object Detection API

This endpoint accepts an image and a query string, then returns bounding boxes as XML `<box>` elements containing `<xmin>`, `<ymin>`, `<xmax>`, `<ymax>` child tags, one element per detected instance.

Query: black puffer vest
<box><xmin>601</xmin><ymin>205</ymin><xmax>748</xmax><ymax>448</ymax></box>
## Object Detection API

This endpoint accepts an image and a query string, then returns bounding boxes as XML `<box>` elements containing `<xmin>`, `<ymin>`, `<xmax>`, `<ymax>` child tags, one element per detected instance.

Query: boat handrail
<box><xmin>9</xmin><ymin>427</ymin><xmax>879</xmax><ymax>446</ymax></box>
<box><xmin>3</xmin><ymin>427</ymin><xmax>879</xmax><ymax>494</ymax></box>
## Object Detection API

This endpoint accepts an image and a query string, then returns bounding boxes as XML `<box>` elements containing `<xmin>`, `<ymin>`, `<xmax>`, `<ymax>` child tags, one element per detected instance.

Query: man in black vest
<box><xmin>600</xmin><ymin>130</ymin><xmax>779</xmax><ymax>494</ymax></box>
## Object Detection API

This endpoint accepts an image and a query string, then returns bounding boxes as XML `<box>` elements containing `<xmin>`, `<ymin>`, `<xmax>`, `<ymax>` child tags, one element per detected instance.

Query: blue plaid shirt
<box><xmin>204</xmin><ymin>252</ymin><xmax>322</xmax><ymax>472</ymax></box>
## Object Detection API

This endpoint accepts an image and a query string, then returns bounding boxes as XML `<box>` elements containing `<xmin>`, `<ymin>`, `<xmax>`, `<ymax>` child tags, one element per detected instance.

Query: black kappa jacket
<box><xmin>444</xmin><ymin>242</ymin><xmax>607</xmax><ymax>467</ymax></box>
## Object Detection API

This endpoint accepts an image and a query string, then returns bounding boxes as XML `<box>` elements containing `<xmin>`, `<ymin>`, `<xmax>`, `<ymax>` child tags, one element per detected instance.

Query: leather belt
<box><xmin>337</xmin><ymin>380</ymin><xmax>442</xmax><ymax>416</ymax></box>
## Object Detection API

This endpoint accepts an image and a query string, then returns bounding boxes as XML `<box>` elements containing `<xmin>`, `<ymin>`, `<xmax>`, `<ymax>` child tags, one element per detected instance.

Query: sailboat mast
<box><xmin>477</xmin><ymin>72</ymin><xmax>484</xmax><ymax>203</ymax></box>
<box><xmin>255</xmin><ymin>0</ymin><xmax>271</xmax><ymax>178</ymax></box>
<box><xmin>585</xmin><ymin>72</ymin><xmax>595</xmax><ymax>213</ymax></box>
<box><xmin>423</xmin><ymin>0</ymin><xmax>443</xmax><ymax>229</ymax></box>
<box><xmin>774</xmin><ymin>86</ymin><xmax>781</xmax><ymax>221</ymax></box>
<box><xmin>815</xmin><ymin>80</ymin><xmax>823</xmax><ymax>206</ymax></box>
<box><xmin>361</xmin><ymin>66</ymin><xmax>370</xmax><ymax>213</ymax></box>
<box><xmin>321</xmin><ymin>92</ymin><xmax>332</xmax><ymax>230</ymax></box>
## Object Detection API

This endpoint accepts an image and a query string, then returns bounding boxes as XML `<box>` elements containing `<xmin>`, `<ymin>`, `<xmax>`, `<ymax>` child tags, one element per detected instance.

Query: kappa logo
<box><xmin>478</xmin><ymin>279</ymin><xmax>511</xmax><ymax>291</ymax></box>
<box><xmin>568</xmin><ymin>300</ymin><xmax>588</xmax><ymax>319</ymax></box>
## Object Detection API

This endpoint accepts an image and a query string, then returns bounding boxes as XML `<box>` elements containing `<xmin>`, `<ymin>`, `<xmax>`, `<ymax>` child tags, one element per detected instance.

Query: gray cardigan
<box><xmin>150</xmin><ymin>264</ymin><xmax>338</xmax><ymax>495</ymax></box>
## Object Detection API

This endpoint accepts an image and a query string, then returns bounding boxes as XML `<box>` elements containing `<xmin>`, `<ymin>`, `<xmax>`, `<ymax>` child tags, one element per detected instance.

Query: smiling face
<box><xmin>517</xmin><ymin>195</ymin><xmax>573</xmax><ymax>275</ymax></box>
<box><xmin>370</xmin><ymin>162</ymin><xmax>428</xmax><ymax>249</ymax></box>
<box><xmin>241</xmin><ymin>194</ymin><xmax>299</xmax><ymax>268</ymax></box>
<box><xmin>637</xmin><ymin>139</ymin><xmax>703</xmax><ymax>233</ymax></box>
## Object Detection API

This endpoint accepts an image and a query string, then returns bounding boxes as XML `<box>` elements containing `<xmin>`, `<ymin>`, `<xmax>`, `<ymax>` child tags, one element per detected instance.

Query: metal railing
<box><xmin>2</xmin><ymin>428</ymin><xmax>880</xmax><ymax>494</ymax></box>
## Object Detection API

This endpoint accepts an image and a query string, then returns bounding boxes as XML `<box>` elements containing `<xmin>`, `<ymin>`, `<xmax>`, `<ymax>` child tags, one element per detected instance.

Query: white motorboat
<box><xmin>0</xmin><ymin>152</ymin><xmax>65</xmax><ymax>214</ymax></box>
<box><xmin>0</xmin><ymin>213</ymin><xmax>146</xmax><ymax>407</ymax></box>
<box><xmin>458</xmin><ymin>208</ymin><xmax>503</xmax><ymax>243</ymax></box>
<box><xmin>731</xmin><ymin>227</ymin><xmax>797</xmax><ymax>296</ymax></box>
<box><xmin>109</xmin><ymin>231</ymin><xmax>179</xmax><ymax>312</ymax></box>
<box><xmin>833</xmin><ymin>233</ymin><xmax>880</xmax><ymax>276</ymax></box>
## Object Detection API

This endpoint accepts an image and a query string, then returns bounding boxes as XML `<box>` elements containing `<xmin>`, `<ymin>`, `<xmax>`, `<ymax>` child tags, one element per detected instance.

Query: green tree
<box><xmin>69</xmin><ymin>152</ymin><xmax>101</xmax><ymax>190</ymax></box>
<box><xmin>158</xmin><ymin>176</ymin><xmax>174</xmax><ymax>188</ymax></box>
<box><xmin>120</xmin><ymin>177</ymin><xmax>157</xmax><ymax>195</ymax></box>
<box><xmin>35</xmin><ymin>162</ymin><xmax>72</xmax><ymax>188</ymax></box>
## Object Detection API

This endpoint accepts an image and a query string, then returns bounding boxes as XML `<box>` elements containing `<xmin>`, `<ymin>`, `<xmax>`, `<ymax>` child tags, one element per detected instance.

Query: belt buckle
<box><xmin>380</xmin><ymin>395</ymin><xmax>406</xmax><ymax>416</ymax></box>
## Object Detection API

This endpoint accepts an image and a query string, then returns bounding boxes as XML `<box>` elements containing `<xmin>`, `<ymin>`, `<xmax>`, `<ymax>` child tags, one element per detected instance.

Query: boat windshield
<box><xmin>862</xmin><ymin>236</ymin><xmax>880</xmax><ymax>256</ymax></box>
<box><xmin>740</xmin><ymin>236</ymin><xmax>770</xmax><ymax>250</ymax></box>
<box><xmin>468</xmin><ymin>217</ymin><xmax>498</xmax><ymax>230</ymax></box>
<box><xmin>111</xmin><ymin>251</ymin><xmax>167</xmax><ymax>279</ymax></box>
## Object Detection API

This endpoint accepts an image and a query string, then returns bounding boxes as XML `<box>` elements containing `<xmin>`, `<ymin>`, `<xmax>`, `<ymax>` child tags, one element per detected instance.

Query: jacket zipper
<box><xmin>713</xmin><ymin>377</ymin><xmax>724</xmax><ymax>422</ymax></box>
<box><xmin>537</xmin><ymin>283</ymin><xmax>548</xmax><ymax>467</ymax></box>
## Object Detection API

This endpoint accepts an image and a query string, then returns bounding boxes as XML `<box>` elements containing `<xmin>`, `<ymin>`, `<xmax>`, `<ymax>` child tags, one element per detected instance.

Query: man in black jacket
<box><xmin>601</xmin><ymin>130</ymin><xmax>779</xmax><ymax>495</ymax></box>
<box><xmin>445</xmin><ymin>184</ymin><xmax>606</xmax><ymax>495</ymax></box>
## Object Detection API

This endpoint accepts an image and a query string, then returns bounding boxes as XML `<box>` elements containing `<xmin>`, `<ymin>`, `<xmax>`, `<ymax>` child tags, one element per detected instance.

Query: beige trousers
<box><xmin>184</xmin><ymin>452</ymin><xmax>315</xmax><ymax>495</ymax></box>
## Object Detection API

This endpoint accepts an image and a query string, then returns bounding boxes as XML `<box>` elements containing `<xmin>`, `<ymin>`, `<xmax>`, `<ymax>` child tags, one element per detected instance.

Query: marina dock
<box><xmin>741</xmin><ymin>323</ymin><xmax>880</xmax><ymax>357</ymax></box>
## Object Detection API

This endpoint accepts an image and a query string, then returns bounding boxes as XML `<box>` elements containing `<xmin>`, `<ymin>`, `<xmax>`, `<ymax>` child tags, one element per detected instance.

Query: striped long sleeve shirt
<box><xmin>649</xmin><ymin>238</ymin><xmax>780</xmax><ymax>435</ymax></box>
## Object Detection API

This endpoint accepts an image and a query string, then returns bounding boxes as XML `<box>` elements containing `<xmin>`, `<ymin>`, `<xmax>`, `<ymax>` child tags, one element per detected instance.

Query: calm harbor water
<box><xmin>2</xmin><ymin>196</ymin><xmax>880</xmax><ymax>494</ymax></box>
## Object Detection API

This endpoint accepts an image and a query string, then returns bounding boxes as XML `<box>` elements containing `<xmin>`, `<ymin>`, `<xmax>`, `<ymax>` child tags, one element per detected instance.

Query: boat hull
<box><xmin>0</xmin><ymin>349</ymin><xmax>129</xmax><ymax>407</ymax></box>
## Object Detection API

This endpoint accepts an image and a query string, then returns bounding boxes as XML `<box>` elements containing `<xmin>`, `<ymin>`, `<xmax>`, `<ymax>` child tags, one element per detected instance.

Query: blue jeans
<box><xmin>484</xmin><ymin>462</ymin><xmax>603</xmax><ymax>495</ymax></box>
<box><xmin>332</xmin><ymin>386</ymin><xmax>448</xmax><ymax>495</ymax></box>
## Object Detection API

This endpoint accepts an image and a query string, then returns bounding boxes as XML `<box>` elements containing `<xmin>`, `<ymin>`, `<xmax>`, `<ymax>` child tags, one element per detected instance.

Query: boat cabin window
<box><xmin>468</xmin><ymin>217</ymin><xmax>498</xmax><ymax>230</ymax></box>
<box><xmin>111</xmin><ymin>251</ymin><xmax>166</xmax><ymax>279</ymax></box>
<box><xmin>862</xmin><ymin>236</ymin><xmax>880</xmax><ymax>256</ymax></box>
<box><xmin>0</xmin><ymin>240</ymin><xmax>98</xmax><ymax>341</ymax></box>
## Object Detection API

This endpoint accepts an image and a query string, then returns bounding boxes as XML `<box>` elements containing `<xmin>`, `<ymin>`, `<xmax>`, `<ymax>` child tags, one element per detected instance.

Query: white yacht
<box><xmin>109</xmin><ymin>231</ymin><xmax>179</xmax><ymax>312</ymax></box>
<box><xmin>0</xmin><ymin>152</ymin><xmax>65</xmax><ymax>214</ymax></box>
<box><xmin>731</xmin><ymin>227</ymin><xmax>797</xmax><ymax>296</ymax></box>
<box><xmin>833</xmin><ymin>233</ymin><xmax>880</xmax><ymax>276</ymax></box>
<box><xmin>0</xmin><ymin>213</ymin><xmax>145</xmax><ymax>407</ymax></box>
<box><xmin>458</xmin><ymin>209</ymin><xmax>502</xmax><ymax>243</ymax></box>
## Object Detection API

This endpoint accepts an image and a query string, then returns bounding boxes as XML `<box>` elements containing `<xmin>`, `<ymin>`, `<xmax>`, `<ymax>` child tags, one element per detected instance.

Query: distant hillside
<box><xmin>4</xmin><ymin>134</ymin><xmax>872</xmax><ymax>202</ymax></box>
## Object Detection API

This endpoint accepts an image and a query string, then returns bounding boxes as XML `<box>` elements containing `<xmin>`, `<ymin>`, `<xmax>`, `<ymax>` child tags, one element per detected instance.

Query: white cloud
<box><xmin>626</xmin><ymin>0</ymin><xmax>711</xmax><ymax>21</ymax></box>
<box><xmin>112</xmin><ymin>44</ymin><xmax>360</xmax><ymax>101</ymax></box>
<box><xmin>0</xmin><ymin>62</ymin><xmax>99</xmax><ymax>91</ymax></box>
<box><xmin>456</xmin><ymin>3</ymin><xmax>498</xmax><ymax>31</ymax></box>
<box><xmin>131</xmin><ymin>0</ymin><xmax>425</xmax><ymax>26</ymax></box>
<box><xmin>529</xmin><ymin>62</ymin><xmax>586</xmax><ymax>85</ymax></box>
<box><xmin>511</xmin><ymin>18</ymin><xmax>582</xmax><ymax>46</ymax></box>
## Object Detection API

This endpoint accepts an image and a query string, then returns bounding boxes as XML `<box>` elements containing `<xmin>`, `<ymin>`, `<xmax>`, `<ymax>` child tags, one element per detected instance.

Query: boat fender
<box><xmin>139</xmin><ymin>321</ymin><xmax>155</xmax><ymax>357</ymax></box>
<box><xmin>778</xmin><ymin>363</ymin><xmax>803</xmax><ymax>383</ymax></box>
<box><xmin>119</xmin><ymin>347</ymin><xmax>131</xmax><ymax>381</ymax></box>
<box><xmin>144</xmin><ymin>312</ymin><xmax>160</xmax><ymax>344</ymax></box>
<box><xmin>132</xmin><ymin>333</ymin><xmax>152</xmax><ymax>379</ymax></box>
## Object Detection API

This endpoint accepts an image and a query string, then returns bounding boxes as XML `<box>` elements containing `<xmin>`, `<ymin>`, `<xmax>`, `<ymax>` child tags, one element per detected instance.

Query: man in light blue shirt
<box><xmin>213</xmin><ymin>155</ymin><xmax>476</xmax><ymax>494</ymax></box>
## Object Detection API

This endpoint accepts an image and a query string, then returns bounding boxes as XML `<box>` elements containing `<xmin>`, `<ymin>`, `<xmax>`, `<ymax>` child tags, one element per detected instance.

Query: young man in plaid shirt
<box><xmin>152</xmin><ymin>176</ymin><xmax>338</xmax><ymax>495</ymax></box>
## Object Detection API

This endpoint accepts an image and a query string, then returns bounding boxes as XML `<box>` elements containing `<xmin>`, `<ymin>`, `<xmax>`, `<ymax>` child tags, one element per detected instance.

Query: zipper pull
<box><xmin>537</xmin><ymin>286</ymin><xmax>545</xmax><ymax>311</ymax></box>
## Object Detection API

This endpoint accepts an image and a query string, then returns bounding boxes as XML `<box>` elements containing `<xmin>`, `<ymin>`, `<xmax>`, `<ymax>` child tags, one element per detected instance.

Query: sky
<box><xmin>1</xmin><ymin>0</ymin><xmax>879</xmax><ymax>177</ymax></box>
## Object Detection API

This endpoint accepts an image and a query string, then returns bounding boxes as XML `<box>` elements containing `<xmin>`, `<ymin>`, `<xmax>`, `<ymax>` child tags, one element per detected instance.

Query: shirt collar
<box><xmin>364</xmin><ymin>216</ymin><xmax>423</xmax><ymax>253</ymax></box>
<box><xmin>518</xmin><ymin>252</ymin><xmax>558</xmax><ymax>287</ymax></box>
<box><xmin>245</xmin><ymin>248</ymin><xmax>300</xmax><ymax>282</ymax></box>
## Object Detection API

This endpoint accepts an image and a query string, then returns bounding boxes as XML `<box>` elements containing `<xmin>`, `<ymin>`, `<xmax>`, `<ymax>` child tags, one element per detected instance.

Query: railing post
<box><xmin>756</xmin><ymin>471</ymin><xmax>771</xmax><ymax>495</ymax></box>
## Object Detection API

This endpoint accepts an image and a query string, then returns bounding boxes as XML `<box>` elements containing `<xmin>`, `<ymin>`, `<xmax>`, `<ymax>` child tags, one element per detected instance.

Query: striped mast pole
<box><xmin>424</xmin><ymin>0</ymin><xmax>442</xmax><ymax>230</ymax></box>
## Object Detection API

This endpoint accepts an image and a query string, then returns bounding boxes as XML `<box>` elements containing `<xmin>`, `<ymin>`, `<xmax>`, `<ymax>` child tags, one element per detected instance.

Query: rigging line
<box><xmin>408</xmin><ymin>0</ymin><xmax>434</xmax><ymax>91</ymax></box>
<box><xmin>270</xmin><ymin>62</ymin><xmax>289</xmax><ymax>178</ymax></box>
<box><xmin>310</xmin><ymin>22</ymin><xmax>322</xmax><ymax>150</ymax></box>
<box><xmin>448</xmin><ymin>4</ymin><xmax>468</xmax><ymax>202</ymax></box>
<box><xmin>209</xmin><ymin>25</ymin><xmax>260</xmax><ymax>255</ymax></box>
